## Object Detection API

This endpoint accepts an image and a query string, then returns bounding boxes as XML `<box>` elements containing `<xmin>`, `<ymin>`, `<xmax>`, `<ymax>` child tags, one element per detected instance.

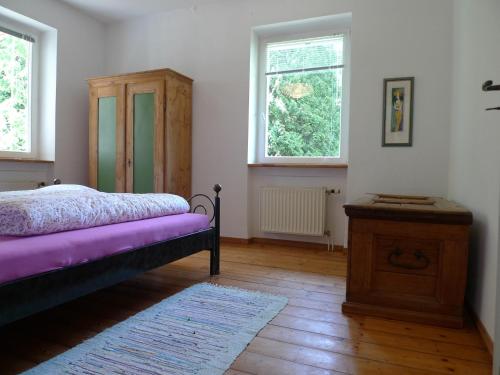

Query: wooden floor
<box><xmin>0</xmin><ymin>243</ymin><xmax>492</xmax><ymax>374</ymax></box>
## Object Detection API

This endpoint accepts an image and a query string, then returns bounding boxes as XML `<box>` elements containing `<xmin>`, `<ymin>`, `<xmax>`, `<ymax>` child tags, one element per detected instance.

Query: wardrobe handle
<box><xmin>127</xmin><ymin>159</ymin><xmax>131</xmax><ymax>168</ymax></box>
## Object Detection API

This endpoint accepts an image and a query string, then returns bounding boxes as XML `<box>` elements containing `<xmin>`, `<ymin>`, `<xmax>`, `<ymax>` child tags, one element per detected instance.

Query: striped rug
<box><xmin>24</xmin><ymin>283</ymin><xmax>287</xmax><ymax>375</ymax></box>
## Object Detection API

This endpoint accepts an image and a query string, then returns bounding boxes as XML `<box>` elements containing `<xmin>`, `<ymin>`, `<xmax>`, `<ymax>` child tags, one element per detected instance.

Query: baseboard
<box><xmin>466</xmin><ymin>303</ymin><xmax>493</xmax><ymax>357</ymax></box>
<box><xmin>220</xmin><ymin>236</ymin><xmax>346</xmax><ymax>252</ymax></box>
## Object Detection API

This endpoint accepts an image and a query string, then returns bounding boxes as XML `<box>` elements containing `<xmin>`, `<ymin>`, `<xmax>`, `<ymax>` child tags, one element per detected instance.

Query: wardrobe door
<box><xmin>165</xmin><ymin>76</ymin><xmax>192</xmax><ymax>198</ymax></box>
<box><xmin>126</xmin><ymin>80</ymin><xmax>165</xmax><ymax>193</ymax></box>
<box><xmin>89</xmin><ymin>85</ymin><xmax>125</xmax><ymax>192</ymax></box>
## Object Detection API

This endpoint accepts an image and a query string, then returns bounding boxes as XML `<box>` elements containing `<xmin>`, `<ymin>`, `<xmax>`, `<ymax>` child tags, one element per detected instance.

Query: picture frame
<box><xmin>382</xmin><ymin>77</ymin><xmax>414</xmax><ymax>147</ymax></box>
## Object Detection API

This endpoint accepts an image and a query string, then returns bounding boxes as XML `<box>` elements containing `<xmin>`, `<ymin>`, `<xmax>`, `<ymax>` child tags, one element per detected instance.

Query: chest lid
<box><xmin>344</xmin><ymin>194</ymin><xmax>472</xmax><ymax>225</ymax></box>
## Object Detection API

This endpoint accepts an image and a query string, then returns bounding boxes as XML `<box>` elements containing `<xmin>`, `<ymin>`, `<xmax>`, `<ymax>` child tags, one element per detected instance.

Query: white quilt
<box><xmin>0</xmin><ymin>185</ymin><xmax>190</xmax><ymax>236</ymax></box>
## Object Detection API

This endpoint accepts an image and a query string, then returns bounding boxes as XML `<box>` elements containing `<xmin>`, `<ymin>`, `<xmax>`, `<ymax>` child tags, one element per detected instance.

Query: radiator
<box><xmin>260</xmin><ymin>186</ymin><xmax>327</xmax><ymax>236</ymax></box>
<box><xmin>0</xmin><ymin>181</ymin><xmax>40</xmax><ymax>192</ymax></box>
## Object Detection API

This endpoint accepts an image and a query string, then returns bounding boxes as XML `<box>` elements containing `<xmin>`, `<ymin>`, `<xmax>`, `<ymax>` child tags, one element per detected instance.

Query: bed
<box><xmin>0</xmin><ymin>183</ymin><xmax>221</xmax><ymax>327</ymax></box>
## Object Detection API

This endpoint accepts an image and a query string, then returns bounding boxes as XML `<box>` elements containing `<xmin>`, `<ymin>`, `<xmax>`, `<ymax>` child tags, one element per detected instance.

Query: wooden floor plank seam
<box><xmin>231</xmin><ymin>351</ymin><xmax>345</xmax><ymax>375</ymax></box>
<box><xmin>241</xmin><ymin>347</ymin><xmax>354</xmax><ymax>375</ymax></box>
<box><xmin>200</xmin><ymin>257</ymin><xmax>346</xmax><ymax>282</ymax></box>
<box><xmin>212</xmin><ymin>273</ymin><xmax>347</xmax><ymax>295</ymax></box>
<box><xmin>276</xmin><ymin>311</ymin><xmax>484</xmax><ymax>347</ymax></box>
<box><xmin>258</xmin><ymin>325</ymin><xmax>492</xmax><ymax>371</ymax></box>
<box><xmin>151</xmin><ymin>259</ymin><xmax>347</xmax><ymax>287</ymax></box>
<box><xmin>266</xmin><ymin>321</ymin><xmax>489</xmax><ymax>366</ymax></box>
<box><xmin>245</xmin><ymin>337</ymin><xmax>447</xmax><ymax>375</ymax></box>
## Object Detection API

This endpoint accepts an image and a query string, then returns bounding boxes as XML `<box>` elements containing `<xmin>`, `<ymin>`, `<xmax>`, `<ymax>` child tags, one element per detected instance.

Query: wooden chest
<box><xmin>342</xmin><ymin>194</ymin><xmax>472</xmax><ymax>328</ymax></box>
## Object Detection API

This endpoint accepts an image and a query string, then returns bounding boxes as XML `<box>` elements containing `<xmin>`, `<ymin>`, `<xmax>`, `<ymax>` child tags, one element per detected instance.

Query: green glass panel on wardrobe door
<box><xmin>133</xmin><ymin>93</ymin><xmax>155</xmax><ymax>193</ymax></box>
<box><xmin>97</xmin><ymin>96</ymin><xmax>116</xmax><ymax>192</ymax></box>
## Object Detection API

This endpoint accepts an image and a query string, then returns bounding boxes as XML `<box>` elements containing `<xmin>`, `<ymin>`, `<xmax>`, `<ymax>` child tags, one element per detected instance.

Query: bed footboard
<box><xmin>211</xmin><ymin>184</ymin><xmax>221</xmax><ymax>275</ymax></box>
<box><xmin>188</xmin><ymin>184</ymin><xmax>221</xmax><ymax>276</ymax></box>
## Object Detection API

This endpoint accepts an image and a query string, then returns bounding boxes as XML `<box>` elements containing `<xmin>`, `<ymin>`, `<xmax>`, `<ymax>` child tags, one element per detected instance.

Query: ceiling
<box><xmin>58</xmin><ymin>0</ymin><xmax>220</xmax><ymax>23</ymax></box>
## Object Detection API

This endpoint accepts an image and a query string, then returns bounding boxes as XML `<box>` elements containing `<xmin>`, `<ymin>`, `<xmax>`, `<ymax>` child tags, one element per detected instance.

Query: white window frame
<box><xmin>0</xmin><ymin>19</ymin><xmax>39</xmax><ymax>159</ymax></box>
<box><xmin>256</xmin><ymin>29</ymin><xmax>350</xmax><ymax>165</ymax></box>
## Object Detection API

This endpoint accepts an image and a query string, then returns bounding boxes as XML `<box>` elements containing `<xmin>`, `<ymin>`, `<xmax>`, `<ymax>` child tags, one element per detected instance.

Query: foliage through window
<box><xmin>265</xmin><ymin>35</ymin><xmax>345</xmax><ymax>159</ymax></box>
<box><xmin>0</xmin><ymin>29</ymin><xmax>33</xmax><ymax>154</ymax></box>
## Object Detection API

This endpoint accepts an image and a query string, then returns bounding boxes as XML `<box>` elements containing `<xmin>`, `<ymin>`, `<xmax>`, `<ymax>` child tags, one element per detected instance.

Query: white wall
<box><xmin>449</xmin><ymin>0</ymin><xmax>500</xmax><ymax>350</ymax></box>
<box><xmin>104</xmin><ymin>0</ymin><xmax>454</xmax><ymax>244</ymax></box>
<box><xmin>346</xmin><ymin>1</ymin><xmax>453</xmax><ymax>201</ymax></box>
<box><xmin>0</xmin><ymin>0</ymin><xmax>105</xmax><ymax>185</ymax></box>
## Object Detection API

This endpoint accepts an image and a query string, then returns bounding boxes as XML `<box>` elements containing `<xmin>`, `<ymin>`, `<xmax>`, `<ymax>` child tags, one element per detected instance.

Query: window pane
<box><xmin>0</xmin><ymin>31</ymin><xmax>31</xmax><ymax>152</ymax></box>
<box><xmin>267</xmin><ymin>36</ymin><xmax>343</xmax><ymax>73</ymax></box>
<box><xmin>266</xmin><ymin>68</ymin><xmax>343</xmax><ymax>158</ymax></box>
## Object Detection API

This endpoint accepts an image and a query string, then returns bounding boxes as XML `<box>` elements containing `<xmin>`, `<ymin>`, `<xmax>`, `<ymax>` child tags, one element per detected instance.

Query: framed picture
<box><xmin>382</xmin><ymin>77</ymin><xmax>414</xmax><ymax>147</ymax></box>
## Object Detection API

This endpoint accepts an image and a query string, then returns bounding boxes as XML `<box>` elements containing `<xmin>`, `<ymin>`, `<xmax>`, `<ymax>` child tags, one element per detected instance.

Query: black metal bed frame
<box><xmin>0</xmin><ymin>184</ymin><xmax>221</xmax><ymax>327</ymax></box>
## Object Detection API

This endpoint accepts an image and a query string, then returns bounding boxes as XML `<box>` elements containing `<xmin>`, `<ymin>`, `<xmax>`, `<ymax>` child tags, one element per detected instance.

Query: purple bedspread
<box><xmin>0</xmin><ymin>213</ymin><xmax>210</xmax><ymax>285</ymax></box>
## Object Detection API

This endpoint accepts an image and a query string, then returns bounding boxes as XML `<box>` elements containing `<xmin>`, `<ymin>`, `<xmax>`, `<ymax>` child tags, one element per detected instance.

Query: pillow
<box><xmin>37</xmin><ymin>184</ymin><xmax>98</xmax><ymax>193</ymax></box>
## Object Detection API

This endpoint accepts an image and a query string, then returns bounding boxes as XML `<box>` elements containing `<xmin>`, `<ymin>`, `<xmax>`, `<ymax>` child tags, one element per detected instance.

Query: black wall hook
<box><xmin>482</xmin><ymin>80</ymin><xmax>500</xmax><ymax>91</ymax></box>
<box><xmin>482</xmin><ymin>81</ymin><xmax>500</xmax><ymax>110</ymax></box>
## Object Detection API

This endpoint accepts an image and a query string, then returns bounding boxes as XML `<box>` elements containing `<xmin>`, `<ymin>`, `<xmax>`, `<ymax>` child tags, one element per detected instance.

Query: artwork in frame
<box><xmin>382</xmin><ymin>77</ymin><xmax>414</xmax><ymax>147</ymax></box>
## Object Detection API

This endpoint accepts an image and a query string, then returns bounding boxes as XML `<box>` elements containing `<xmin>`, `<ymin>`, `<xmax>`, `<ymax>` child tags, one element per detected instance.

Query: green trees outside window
<box><xmin>0</xmin><ymin>31</ymin><xmax>31</xmax><ymax>153</ymax></box>
<box><xmin>265</xmin><ymin>36</ymin><xmax>344</xmax><ymax>158</ymax></box>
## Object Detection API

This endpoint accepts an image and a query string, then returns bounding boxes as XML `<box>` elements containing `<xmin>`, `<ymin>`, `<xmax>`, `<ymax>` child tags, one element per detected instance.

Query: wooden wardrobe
<box><xmin>88</xmin><ymin>69</ymin><xmax>192</xmax><ymax>198</ymax></box>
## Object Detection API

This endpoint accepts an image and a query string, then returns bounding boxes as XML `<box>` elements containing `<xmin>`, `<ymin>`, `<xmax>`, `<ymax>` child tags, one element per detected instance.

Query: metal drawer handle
<box><xmin>388</xmin><ymin>247</ymin><xmax>430</xmax><ymax>270</ymax></box>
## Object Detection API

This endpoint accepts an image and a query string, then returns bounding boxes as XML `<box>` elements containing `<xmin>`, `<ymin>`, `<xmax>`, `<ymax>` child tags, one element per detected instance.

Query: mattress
<box><xmin>0</xmin><ymin>213</ymin><xmax>210</xmax><ymax>285</ymax></box>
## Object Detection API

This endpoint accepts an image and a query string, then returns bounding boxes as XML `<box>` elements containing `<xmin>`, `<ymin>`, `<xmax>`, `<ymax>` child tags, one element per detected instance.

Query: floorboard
<box><xmin>0</xmin><ymin>244</ymin><xmax>492</xmax><ymax>374</ymax></box>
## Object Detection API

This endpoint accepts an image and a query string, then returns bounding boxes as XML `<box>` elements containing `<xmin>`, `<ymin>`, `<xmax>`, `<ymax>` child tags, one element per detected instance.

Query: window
<box><xmin>255</xmin><ymin>31</ymin><xmax>350</xmax><ymax>164</ymax></box>
<box><xmin>0</xmin><ymin>26</ymin><xmax>36</xmax><ymax>158</ymax></box>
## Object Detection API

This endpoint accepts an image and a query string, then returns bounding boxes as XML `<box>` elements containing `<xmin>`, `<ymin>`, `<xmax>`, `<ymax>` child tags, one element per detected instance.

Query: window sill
<box><xmin>248</xmin><ymin>163</ymin><xmax>348</xmax><ymax>169</ymax></box>
<box><xmin>0</xmin><ymin>157</ymin><xmax>54</xmax><ymax>164</ymax></box>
